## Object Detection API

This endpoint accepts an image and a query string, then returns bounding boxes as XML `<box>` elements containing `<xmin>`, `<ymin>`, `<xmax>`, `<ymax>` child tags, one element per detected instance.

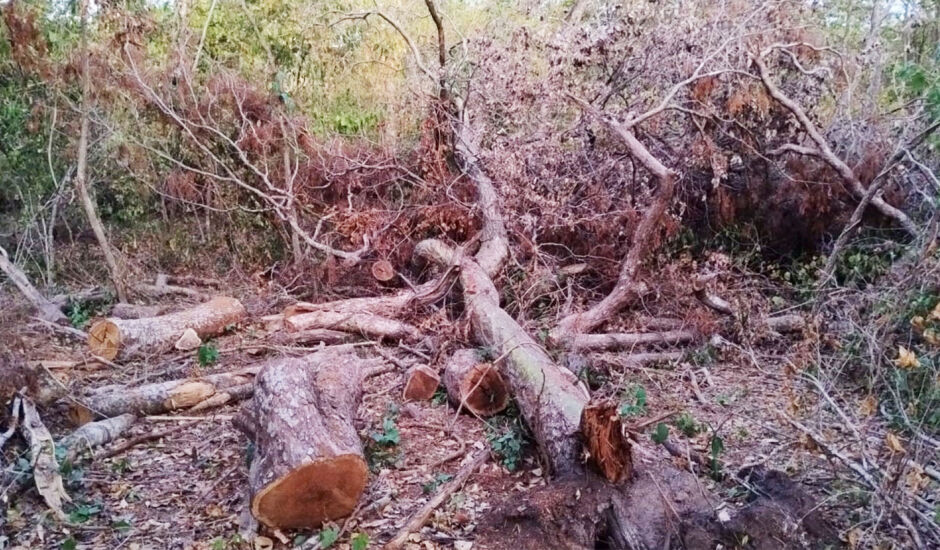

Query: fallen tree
<box><xmin>233</xmin><ymin>349</ymin><xmax>378</xmax><ymax>529</ymax></box>
<box><xmin>416</xmin><ymin>239</ymin><xmax>614</xmax><ymax>477</ymax></box>
<box><xmin>87</xmin><ymin>296</ymin><xmax>246</xmax><ymax>360</ymax></box>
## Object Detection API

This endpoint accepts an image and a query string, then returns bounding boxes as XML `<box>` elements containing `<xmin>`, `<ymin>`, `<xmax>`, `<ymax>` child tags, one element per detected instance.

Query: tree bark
<box><xmin>416</xmin><ymin>239</ymin><xmax>589</xmax><ymax>476</ymax></box>
<box><xmin>76</xmin><ymin>0</ymin><xmax>128</xmax><ymax>303</ymax></box>
<box><xmin>75</xmin><ymin>367</ymin><xmax>257</xmax><ymax>420</ymax></box>
<box><xmin>442</xmin><ymin>349</ymin><xmax>509</xmax><ymax>417</ymax></box>
<box><xmin>87</xmin><ymin>296</ymin><xmax>246</xmax><ymax>360</ymax></box>
<box><xmin>234</xmin><ymin>350</ymin><xmax>373</xmax><ymax>530</ymax></box>
<box><xmin>0</xmin><ymin>245</ymin><xmax>66</xmax><ymax>323</ymax></box>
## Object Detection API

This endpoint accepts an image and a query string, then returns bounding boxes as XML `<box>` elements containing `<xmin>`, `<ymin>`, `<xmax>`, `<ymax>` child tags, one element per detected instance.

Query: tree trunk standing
<box><xmin>77</xmin><ymin>0</ymin><xmax>128</xmax><ymax>303</ymax></box>
<box><xmin>87</xmin><ymin>296</ymin><xmax>246</xmax><ymax>360</ymax></box>
<box><xmin>0</xmin><ymin>245</ymin><xmax>66</xmax><ymax>323</ymax></box>
<box><xmin>234</xmin><ymin>350</ymin><xmax>373</xmax><ymax>530</ymax></box>
<box><xmin>442</xmin><ymin>349</ymin><xmax>509</xmax><ymax>417</ymax></box>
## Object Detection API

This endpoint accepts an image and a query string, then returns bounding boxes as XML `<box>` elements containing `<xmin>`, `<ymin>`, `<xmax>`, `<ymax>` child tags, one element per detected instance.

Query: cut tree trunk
<box><xmin>0</xmin><ymin>245</ymin><xmax>67</xmax><ymax>323</ymax></box>
<box><xmin>442</xmin><ymin>349</ymin><xmax>509</xmax><ymax>417</ymax></box>
<box><xmin>74</xmin><ymin>367</ymin><xmax>257</xmax><ymax>421</ymax></box>
<box><xmin>233</xmin><ymin>350</ymin><xmax>374</xmax><ymax>529</ymax></box>
<box><xmin>87</xmin><ymin>296</ymin><xmax>246</xmax><ymax>360</ymax></box>
<box><xmin>284</xmin><ymin>310</ymin><xmax>420</xmax><ymax>342</ymax></box>
<box><xmin>416</xmin><ymin>239</ymin><xmax>591</xmax><ymax>477</ymax></box>
<box><xmin>402</xmin><ymin>365</ymin><xmax>440</xmax><ymax>401</ymax></box>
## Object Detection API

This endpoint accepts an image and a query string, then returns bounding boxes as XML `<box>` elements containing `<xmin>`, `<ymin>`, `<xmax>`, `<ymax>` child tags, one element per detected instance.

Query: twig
<box><xmin>384</xmin><ymin>448</ymin><xmax>489</xmax><ymax>550</ymax></box>
<box><xmin>98</xmin><ymin>421</ymin><xmax>196</xmax><ymax>459</ymax></box>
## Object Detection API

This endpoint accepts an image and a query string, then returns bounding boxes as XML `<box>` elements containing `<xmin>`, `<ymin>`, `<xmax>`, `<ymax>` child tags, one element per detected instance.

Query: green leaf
<box><xmin>318</xmin><ymin>526</ymin><xmax>339</xmax><ymax>548</ymax></box>
<box><xmin>351</xmin><ymin>533</ymin><xmax>369</xmax><ymax>550</ymax></box>
<box><xmin>651</xmin><ymin>423</ymin><xmax>669</xmax><ymax>444</ymax></box>
<box><xmin>68</xmin><ymin>501</ymin><xmax>102</xmax><ymax>523</ymax></box>
<box><xmin>61</xmin><ymin>537</ymin><xmax>77</xmax><ymax>550</ymax></box>
<box><xmin>197</xmin><ymin>344</ymin><xmax>220</xmax><ymax>367</ymax></box>
<box><xmin>112</xmin><ymin>519</ymin><xmax>133</xmax><ymax>533</ymax></box>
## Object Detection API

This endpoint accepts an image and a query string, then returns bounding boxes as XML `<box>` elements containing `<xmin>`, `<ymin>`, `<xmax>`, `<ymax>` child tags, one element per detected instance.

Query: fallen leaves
<box><xmin>884</xmin><ymin>432</ymin><xmax>905</xmax><ymax>454</ymax></box>
<box><xmin>893</xmin><ymin>346</ymin><xmax>920</xmax><ymax>369</ymax></box>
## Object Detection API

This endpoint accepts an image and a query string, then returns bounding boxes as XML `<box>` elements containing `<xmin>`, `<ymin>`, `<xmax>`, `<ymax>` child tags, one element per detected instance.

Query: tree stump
<box><xmin>234</xmin><ymin>350</ymin><xmax>372</xmax><ymax>529</ymax></box>
<box><xmin>442</xmin><ymin>349</ymin><xmax>509</xmax><ymax>417</ymax></box>
<box><xmin>87</xmin><ymin>296</ymin><xmax>246</xmax><ymax>360</ymax></box>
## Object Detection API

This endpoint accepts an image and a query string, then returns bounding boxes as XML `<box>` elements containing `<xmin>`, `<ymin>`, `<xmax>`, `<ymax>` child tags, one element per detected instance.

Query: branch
<box><xmin>332</xmin><ymin>11</ymin><xmax>436</xmax><ymax>84</ymax></box>
<box><xmin>552</xmin><ymin>95</ymin><xmax>677</xmax><ymax>337</ymax></box>
<box><xmin>753</xmin><ymin>53</ymin><xmax>917</xmax><ymax>236</ymax></box>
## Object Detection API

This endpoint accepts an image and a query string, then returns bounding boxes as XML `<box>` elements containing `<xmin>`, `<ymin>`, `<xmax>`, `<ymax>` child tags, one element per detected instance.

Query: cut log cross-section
<box><xmin>234</xmin><ymin>350</ymin><xmax>375</xmax><ymax>530</ymax></box>
<box><xmin>403</xmin><ymin>365</ymin><xmax>441</xmax><ymax>401</ymax></box>
<box><xmin>443</xmin><ymin>349</ymin><xmax>509</xmax><ymax>417</ymax></box>
<box><xmin>88</xmin><ymin>296</ymin><xmax>246</xmax><ymax>360</ymax></box>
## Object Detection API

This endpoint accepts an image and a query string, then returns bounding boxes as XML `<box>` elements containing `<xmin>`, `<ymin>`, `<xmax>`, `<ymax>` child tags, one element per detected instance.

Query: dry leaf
<box><xmin>847</xmin><ymin>527</ymin><xmax>863</xmax><ymax>549</ymax></box>
<box><xmin>894</xmin><ymin>346</ymin><xmax>920</xmax><ymax>369</ymax></box>
<box><xmin>923</xmin><ymin>328</ymin><xmax>939</xmax><ymax>347</ymax></box>
<box><xmin>858</xmin><ymin>394</ymin><xmax>877</xmax><ymax>417</ymax></box>
<box><xmin>253</xmin><ymin>536</ymin><xmax>273</xmax><ymax>550</ymax></box>
<box><xmin>930</xmin><ymin>302</ymin><xmax>940</xmax><ymax>321</ymax></box>
<box><xmin>885</xmin><ymin>432</ymin><xmax>905</xmax><ymax>453</ymax></box>
<box><xmin>21</xmin><ymin>396</ymin><xmax>70</xmax><ymax>520</ymax></box>
<box><xmin>911</xmin><ymin>315</ymin><xmax>926</xmax><ymax>331</ymax></box>
<box><xmin>904</xmin><ymin>464</ymin><xmax>928</xmax><ymax>491</ymax></box>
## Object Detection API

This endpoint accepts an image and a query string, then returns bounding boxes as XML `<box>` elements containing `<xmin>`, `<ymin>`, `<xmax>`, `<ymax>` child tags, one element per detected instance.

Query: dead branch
<box><xmin>59</xmin><ymin>413</ymin><xmax>137</xmax><ymax>462</ymax></box>
<box><xmin>753</xmin><ymin>53</ymin><xmax>917</xmax><ymax>236</ymax></box>
<box><xmin>0</xmin><ymin>245</ymin><xmax>67</xmax><ymax>323</ymax></box>
<box><xmin>552</xmin><ymin>96</ymin><xmax>677</xmax><ymax>338</ymax></box>
<box><xmin>284</xmin><ymin>310</ymin><xmax>421</xmax><ymax>342</ymax></box>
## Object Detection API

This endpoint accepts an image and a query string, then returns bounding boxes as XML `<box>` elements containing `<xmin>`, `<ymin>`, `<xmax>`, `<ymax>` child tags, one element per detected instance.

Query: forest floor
<box><xmin>0</xmin><ymin>256</ymin><xmax>924</xmax><ymax>550</ymax></box>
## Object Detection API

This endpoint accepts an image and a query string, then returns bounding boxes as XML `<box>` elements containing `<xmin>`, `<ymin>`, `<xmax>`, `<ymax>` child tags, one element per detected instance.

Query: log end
<box><xmin>402</xmin><ymin>365</ymin><xmax>440</xmax><ymax>401</ymax></box>
<box><xmin>88</xmin><ymin>319</ymin><xmax>121</xmax><ymax>361</ymax></box>
<box><xmin>580</xmin><ymin>402</ymin><xmax>632</xmax><ymax>483</ymax></box>
<box><xmin>251</xmin><ymin>454</ymin><xmax>368</xmax><ymax>529</ymax></box>
<box><xmin>458</xmin><ymin>363</ymin><xmax>509</xmax><ymax>417</ymax></box>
